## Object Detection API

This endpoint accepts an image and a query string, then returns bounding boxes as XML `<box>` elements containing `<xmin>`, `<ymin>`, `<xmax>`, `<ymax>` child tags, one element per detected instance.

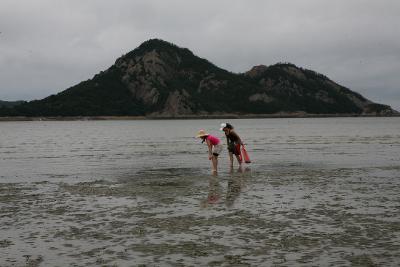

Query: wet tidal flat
<box><xmin>1</xmin><ymin>118</ymin><xmax>400</xmax><ymax>266</ymax></box>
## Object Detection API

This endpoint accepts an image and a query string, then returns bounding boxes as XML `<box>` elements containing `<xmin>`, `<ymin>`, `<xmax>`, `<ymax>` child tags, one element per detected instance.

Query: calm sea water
<box><xmin>1</xmin><ymin>118</ymin><xmax>399</xmax><ymax>266</ymax></box>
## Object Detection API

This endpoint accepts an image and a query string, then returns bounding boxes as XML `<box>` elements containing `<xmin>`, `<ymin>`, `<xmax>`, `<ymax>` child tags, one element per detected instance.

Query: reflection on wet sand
<box><xmin>201</xmin><ymin>166</ymin><xmax>252</xmax><ymax>208</ymax></box>
<box><xmin>2</xmin><ymin>164</ymin><xmax>400</xmax><ymax>266</ymax></box>
<box><xmin>200</xmin><ymin>175</ymin><xmax>222</xmax><ymax>207</ymax></box>
<box><xmin>226</xmin><ymin>166</ymin><xmax>251</xmax><ymax>208</ymax></box>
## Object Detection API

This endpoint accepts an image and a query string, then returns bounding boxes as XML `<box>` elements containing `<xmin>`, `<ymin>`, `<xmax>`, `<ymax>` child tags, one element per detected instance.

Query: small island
<box><xmin>0</xmin><ymin>39</ymin><xmax>397</xmax><ymax>120</ymax></box>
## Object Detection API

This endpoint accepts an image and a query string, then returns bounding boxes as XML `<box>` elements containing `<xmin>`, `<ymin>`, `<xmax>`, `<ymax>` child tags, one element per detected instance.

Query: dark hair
<box><xmin>226</xmin><ymin>123</ymin><xmax>233</xmax><ymax>129</ymax></box>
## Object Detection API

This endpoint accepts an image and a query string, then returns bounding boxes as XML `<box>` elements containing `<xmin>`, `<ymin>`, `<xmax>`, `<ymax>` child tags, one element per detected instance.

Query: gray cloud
<box><xmin>0</xmin><ymin>0</ymin><xmax>399</xmax><ymax>110</ymax></box>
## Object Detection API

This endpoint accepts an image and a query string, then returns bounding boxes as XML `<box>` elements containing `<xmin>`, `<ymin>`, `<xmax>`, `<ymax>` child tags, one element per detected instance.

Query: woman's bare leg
<box><xmin>229</xmin><ymin>152</ymin><xmax>234</xmax><ymax>167</ymax></box>
<box><xmin>235</xmin><ymin>154</ymin><xmax>242</xmax><ymax>166</ymax></box>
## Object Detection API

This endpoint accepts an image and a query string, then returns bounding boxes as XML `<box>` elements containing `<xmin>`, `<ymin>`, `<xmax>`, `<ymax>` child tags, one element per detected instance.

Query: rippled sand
<box><xmin>1</xmin><ymin>165</ymin><xmax>399</xmax><ymax>266</ymax></box>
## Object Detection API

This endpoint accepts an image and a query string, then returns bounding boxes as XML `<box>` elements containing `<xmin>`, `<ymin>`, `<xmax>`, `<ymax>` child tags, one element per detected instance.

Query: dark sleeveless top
<box><xmin>226</xmin><ymin>131</ymin><xmax>240</xmax><ymax>145</ymax></box>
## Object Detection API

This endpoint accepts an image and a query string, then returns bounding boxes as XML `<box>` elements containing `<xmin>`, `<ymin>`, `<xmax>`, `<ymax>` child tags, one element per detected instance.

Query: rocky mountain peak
<box><xmin>113</xmin><ymin>40</ymin><xmax>188</xmax><ymax>107</ymax></box>
<box><xmin>245</xmin><ymin>65</ymin><xmax>268</xmax><ymax>78</ymax></box>
<box><xmin>117</xmin><ymin>39</ymin><xmax>193</xmax><ymax>65</ymax></box>
<box><xmin>112</xmin><ymin>39</ymin><xmax>226</xmax><ymax>114</ymax></box>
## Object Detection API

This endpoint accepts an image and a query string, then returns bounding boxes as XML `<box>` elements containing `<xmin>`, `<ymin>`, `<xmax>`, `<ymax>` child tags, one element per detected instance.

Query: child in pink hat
<box><xmin>196</xmin><ymin>129</ymin><xmax>222</xmax><ymax>173</ymax></box>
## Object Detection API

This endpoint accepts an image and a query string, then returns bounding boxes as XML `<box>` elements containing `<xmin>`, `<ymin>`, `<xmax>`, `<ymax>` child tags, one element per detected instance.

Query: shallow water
<box><xmin>0</xmin><ymin>118</ymin><xmax>399</xmax><ymax>266</ymax></box>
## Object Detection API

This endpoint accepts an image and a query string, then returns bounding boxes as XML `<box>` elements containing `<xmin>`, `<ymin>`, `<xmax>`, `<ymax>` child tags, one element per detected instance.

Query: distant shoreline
<box><xmin>0</xmin><ymin>113</ymin><xmax>399</xmax><ymax>121</ymax></box>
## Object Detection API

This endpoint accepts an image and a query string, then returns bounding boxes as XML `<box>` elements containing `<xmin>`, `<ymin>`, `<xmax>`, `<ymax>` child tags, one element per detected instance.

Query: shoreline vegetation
<box><xmin>0</xmin><ymin>113</ymin><xmax>399</xmax><ymax>121</ymax></box>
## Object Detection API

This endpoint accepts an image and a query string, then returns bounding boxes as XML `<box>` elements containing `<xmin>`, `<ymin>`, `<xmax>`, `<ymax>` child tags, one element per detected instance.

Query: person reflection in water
<box><xmin>225</xmin><ymin>166</ymin><xmax>249</xmax><ymax>208</ymax></box>
<box><xmin>200</xmin><ymin>175</ymin><xmax>222</xmax><ymax>208</ymax></box>
<box><xmin>201</xmin><ymin>167</ymin><xmax>251</xmax><ymax>208</ymax></box>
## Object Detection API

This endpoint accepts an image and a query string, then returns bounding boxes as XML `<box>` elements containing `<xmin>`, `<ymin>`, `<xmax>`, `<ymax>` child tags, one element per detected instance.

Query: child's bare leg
<box><xmin>229</xmin><ymin>152</ymin><xmax>234</xmax><ymax>167</ymax></box>
<box><xmin>211</xmin><ymin>155</ymin><xmax>218</xmax><ymax>172</ymax></box>
<box><xmin>235</xmin><ymin>154</ymin><xmax>242</xmax><ymax>166</ymax></box>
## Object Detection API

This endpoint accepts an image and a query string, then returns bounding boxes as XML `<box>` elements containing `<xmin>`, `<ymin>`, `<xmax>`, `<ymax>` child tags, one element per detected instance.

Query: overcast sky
<box><xmin>1</xmin><ymin>0</ymin><xmax>399</xmax><ymax>110</ymax></box>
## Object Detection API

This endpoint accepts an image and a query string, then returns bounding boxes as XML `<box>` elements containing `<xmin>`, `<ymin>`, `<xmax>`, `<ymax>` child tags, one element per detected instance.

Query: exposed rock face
<box><xmin>315</xmin><ymin>90</ymin><xmax>336</xmax><ymax>104</ymax></box>
<box><xmin>282</xmin><ymin>65</ymin><xmax>307</xmax><ymax>80</ymax></box>
<box><xmin>162</xmin><ymin>89</ymin><xmax>193</xmax><ymax>115</ymax></box>
<box><xmin>114</xmin><ymin>42</ymin><xmax>200</xmax><ymax>114</ymax></box>
<box><xmin>198</xmin><ymin>74</ymin><xmax>228</xmax><ymax>93</ymax></box>
<box><xmin>249</xmin><ymin>93</ymin><xmax>275</xmax><ymax>103</ymax></box>
<box><xmin>362</xmin><ymin>103</ymin><xmax>398</xmax><ymax>115</ymax></box>
<box><xmin>116</xmin><ymin>49</ymin><xmax>176</xmax><ymax>106</ymax></box>
<box><xmin>245</xmin><ymin>65</ymin><xmax>268</xmax><ymax>78</ymax></box>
